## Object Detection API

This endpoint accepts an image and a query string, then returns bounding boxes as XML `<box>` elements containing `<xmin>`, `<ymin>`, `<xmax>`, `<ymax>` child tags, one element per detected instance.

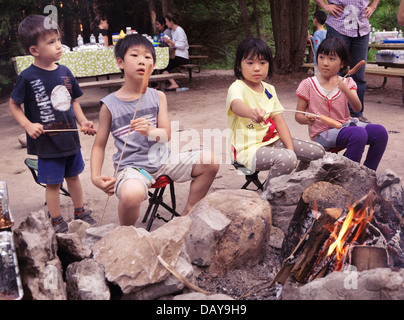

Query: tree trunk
<box><xmin>239</xmin><ymin>0</ymin><xmax>251</xmax><ymax>38</ymax></box>
<box><xmin>269</xmin><ymin>0</ymin><xmax>309</xmax><ymax>74</ymax></box>
<box><xmin>149</xmin><ymin>0</ymin><xmax>157</xmax><ymax>34</ymax></box>
<box><xmin>252</xmin><ymin>0</ymin><xmax>261</xmax><ymax>37</ymax></box>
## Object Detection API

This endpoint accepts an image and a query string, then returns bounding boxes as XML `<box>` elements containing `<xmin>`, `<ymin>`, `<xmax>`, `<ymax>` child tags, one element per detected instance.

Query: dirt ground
<box><xmin>1</xmin><ymin>68</ymin><xmax>403</xmax><ymax>299</ymax></box>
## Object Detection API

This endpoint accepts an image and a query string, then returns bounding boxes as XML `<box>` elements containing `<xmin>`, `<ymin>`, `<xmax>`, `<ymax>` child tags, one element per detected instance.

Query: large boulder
<box><xmin>92</xmin><ymin>216</ymin><xmax>192</xmax><ymax>294</ymax></box>
<box><xmin>14</xmin><ymin>210</ymin><xmax>66</xmax><ymax>300</ymax></box>
<box><xmin>186</xmin><ymin>189</ymin><xmax>272</xmax><ymax>275</ymax></box>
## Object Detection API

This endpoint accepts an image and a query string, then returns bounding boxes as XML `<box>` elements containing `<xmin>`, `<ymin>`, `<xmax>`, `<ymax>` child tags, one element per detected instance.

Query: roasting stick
<box><xmin>99</xmin><ymin>63</ymin><xmax>153</xmax><ymax>226</ymax></box>
<box><xmin>314</xmin><ymin>60</ymin><xmax>366</xmax><ymax>114</ymax></box>
<box><xmin>44</xmin><ymin>128</ymin><xmax>85</xmax><ymax>133</ymax></box>
<box><xmin>247</xmin><ymin>109</ymin><xmax>342</xmax><ymax>129</ymax></box>
<box><xmin>282</xmin><ymin>110</ymin><xmax>342</xmax><ymax>129</ymax></box>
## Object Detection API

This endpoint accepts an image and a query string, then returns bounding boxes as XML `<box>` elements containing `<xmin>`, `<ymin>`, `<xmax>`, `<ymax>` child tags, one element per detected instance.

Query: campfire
<box><xmin>272</xmin><ymin>181</ymin><xmax>402</xmax><ymax>286</ymax></box>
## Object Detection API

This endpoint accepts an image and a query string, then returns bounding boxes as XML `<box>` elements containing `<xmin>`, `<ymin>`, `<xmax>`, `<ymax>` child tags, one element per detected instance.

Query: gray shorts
<box><xmin>114</xmin><ymin>150</ymin><xmax>202</xmax><ymax>199</ymax></box>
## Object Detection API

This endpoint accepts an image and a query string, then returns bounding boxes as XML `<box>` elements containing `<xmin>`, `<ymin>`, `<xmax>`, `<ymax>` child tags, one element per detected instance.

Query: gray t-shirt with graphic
<box><xmin>101</xmin><ymin>88</ymin><xmax>170</xmax><ymax>173</ymax></box>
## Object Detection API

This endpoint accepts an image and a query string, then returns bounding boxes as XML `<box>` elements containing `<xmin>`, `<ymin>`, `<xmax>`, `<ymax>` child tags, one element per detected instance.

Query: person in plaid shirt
<box><xmin>313</xmin><ymin>0</ymin><xmax>380</xmax><ymax>121</ymax></box>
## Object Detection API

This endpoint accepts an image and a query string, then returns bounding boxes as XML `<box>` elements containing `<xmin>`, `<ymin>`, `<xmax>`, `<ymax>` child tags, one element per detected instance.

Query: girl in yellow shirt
<box><xmin>226</xmin><ymin>37</ymin><xmax>325</xmax><ymax>197</ymax></box>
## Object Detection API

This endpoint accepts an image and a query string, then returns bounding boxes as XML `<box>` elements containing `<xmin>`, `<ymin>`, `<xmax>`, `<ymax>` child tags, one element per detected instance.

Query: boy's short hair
<box><xmin>314</xmin><ymin>10</ymin><xmax>327</xmax><ymax>25</ymax></box>
<box><xmin>234</xmin><ymin>37</ymin><xmax>273</xmax><ymax>80</ymax></box>
<box><xmin>18</xmin><ymin>15</ymin><xmax>60</xmax><ymax>54</ymax></box>
<box><xmin>114</xmin><ymin>34</ymin><xmax>156</xmax><ymax>64</ymax></box>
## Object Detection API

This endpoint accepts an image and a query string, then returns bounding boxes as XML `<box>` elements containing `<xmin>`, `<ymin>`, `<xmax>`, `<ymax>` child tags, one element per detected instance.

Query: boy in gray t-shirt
<box><xmin>91</xmin><ymin>34</ymin><xmax>219</xmax><ymax>226</ymax></box>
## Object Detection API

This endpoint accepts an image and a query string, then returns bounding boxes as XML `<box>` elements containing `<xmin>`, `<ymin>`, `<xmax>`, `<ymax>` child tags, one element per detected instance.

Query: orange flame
<box><xmin>326</xmin><ymin>197</ymin><xmax>373</xmax><ymax>267</ymax></box>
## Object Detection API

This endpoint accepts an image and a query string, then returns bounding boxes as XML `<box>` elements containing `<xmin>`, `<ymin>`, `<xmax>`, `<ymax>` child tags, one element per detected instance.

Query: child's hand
<box><xmin>305</xmin><ymin>114</ymin><xmax>317</xmax><ymax>126</ymax></box>
<box><xmin>25</xmin><ymin>123</ymin><xmax>44</xmax><ymax>139</ymax></box>
<box><xmin>80</xmin><ymin>120</ymin><xmax>97</xmax><ymax>135</ymax></box>
<box><xmin>249</xmin><ymin>108</ymin><xmax>267</xmax><ymax>124</ymax></box>
<box><xmin>338</xmin><ymin>79</ymin><xmax>349</xmax><ymax>94</ymax></box>
<box><xmin>130</xmin><ymin>118</ymin><xmax>150</xmax><ymax>136</ymax></box>
<box><xmin>93</xmin><ymin>175</ymin><xmax>117</xmax><ymax>196</ymax></box>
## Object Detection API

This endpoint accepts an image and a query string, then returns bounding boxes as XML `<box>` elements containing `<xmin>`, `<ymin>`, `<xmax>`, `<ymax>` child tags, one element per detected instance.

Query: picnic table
<box><xmin>12</xmin><ymin>46</ymin><xmax>188</xmax><ymax>90</ymax></box>
<box><xmin>13</xmin><ymin>46</ymin><xmax>170</xmax><ymax>77</ymax></box>
<box><xmin>366</xmin><ymin>43</ymin><xmax>404</xmax><ymax>103</ymax></box>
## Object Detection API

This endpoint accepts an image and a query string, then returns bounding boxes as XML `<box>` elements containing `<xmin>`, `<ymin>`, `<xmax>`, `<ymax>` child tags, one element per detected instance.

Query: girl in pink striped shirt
<box><xmin>295</xmin><ymin>37</ymin><xmax>388</xmax><ymax>171</ymax></box>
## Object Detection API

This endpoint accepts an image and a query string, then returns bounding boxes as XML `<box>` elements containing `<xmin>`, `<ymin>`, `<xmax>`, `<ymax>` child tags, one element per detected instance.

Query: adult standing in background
<box><xmin>313</xmin><ymin>0</ymin><xmax>380</xmax><ymax>122</ymax></box>
<box><xmin>162</xmin><ymin>11</ymin><xmax>189</xmax><ymax>90</ymax></box>
<box><xmin>398</xmin><ymin>0</ymin><xmax>404</xmax><ymax>25</ymax></box>
<box><xmin>91</xmin><ymin>15</ymin><xmax>110</xmax><ymax>46</ymax></box>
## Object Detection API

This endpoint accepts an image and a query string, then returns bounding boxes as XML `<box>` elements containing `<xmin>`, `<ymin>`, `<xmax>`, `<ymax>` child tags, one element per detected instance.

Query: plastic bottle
<box><xmin>160</xmin><ymin>33</ymin><xmax>165</xmax><ymax>44</ymax></box>
<box><xmin>98</xmin><ymin>33</ymin><xmax>105</xmax><ymax>45</ymax></box>
<box><xmin>398</xmin><ymin>30</ymin><xmax>403</xmax><ymax>39</ymax></box>
<box><xmin>90</xmin><ymin>33</ymin><xmax>96</xmax><ymax>44</ymax></box>
<box><xmin>176</xmin><ymin>87</ymin><xmax>189</xmax><ymax>92</ymax></box>
<box><xmin>77</xmin><ymin>34</ymin><xmax>84</xmax><ymax>46</ymax></box>
<box><xmin>370</xmin><ymin>27</ymin><xmax>376</xmax><ymax>43</ymax></box>
<box><xmin>126</xmin><ymin>27</ymin><xmax>132</xmax><ymax>35</ymax></box>
<box><xmin>112</xmin><ymin>33</ymin><xmax>119</xmax><ymax>45</ymax></box>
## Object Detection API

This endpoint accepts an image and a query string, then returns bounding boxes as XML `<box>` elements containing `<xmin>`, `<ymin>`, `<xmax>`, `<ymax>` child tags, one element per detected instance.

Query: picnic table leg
<box><xmin>402</xmin><ymin>77</ymin><xmax>404</xmax><ymax>105</ymax></box>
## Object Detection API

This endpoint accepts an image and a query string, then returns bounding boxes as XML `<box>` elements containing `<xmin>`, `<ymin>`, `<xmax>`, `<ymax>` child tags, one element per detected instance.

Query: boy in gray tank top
<box><xmin>90</xmin><ymin>34</ymin><xmax>219</xmax><ymax>226</ymax></box>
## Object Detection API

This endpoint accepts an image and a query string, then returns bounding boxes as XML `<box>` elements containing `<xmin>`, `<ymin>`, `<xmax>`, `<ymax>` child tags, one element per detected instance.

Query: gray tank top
<box><xmin>101</xmin><ymin>88</ymin><xmax>170</xmax><ymax>173</ymax></box>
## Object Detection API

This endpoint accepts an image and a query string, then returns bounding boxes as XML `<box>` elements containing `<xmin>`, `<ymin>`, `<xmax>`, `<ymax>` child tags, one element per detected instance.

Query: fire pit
<box><xmin>272</xmin><ymin>181</ymin><xmax>402</xmax><ymax>286</ymax></box>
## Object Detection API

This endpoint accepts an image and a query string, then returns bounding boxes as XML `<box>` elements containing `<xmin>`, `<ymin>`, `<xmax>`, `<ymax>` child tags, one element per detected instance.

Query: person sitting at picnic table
<box><xmin>91</xmin><ymin>15</ymin><xmax>110</xmax><ymax>46</ymax></box>
<box><xmin>156</xmin><ymin>16</ymin><xmax>172</xmax><ymax>41</ymax></box>
<box><xmin>161</xmin><ymin>11</ymin><xmax>189</xmax><ymax>91</ymax></box>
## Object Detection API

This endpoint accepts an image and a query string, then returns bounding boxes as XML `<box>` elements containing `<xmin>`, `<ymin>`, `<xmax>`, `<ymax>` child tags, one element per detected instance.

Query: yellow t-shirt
<box><xmin>226</xmin><ymin>80</ymin><xmax>283</xmax><ymax>170</ymax></box>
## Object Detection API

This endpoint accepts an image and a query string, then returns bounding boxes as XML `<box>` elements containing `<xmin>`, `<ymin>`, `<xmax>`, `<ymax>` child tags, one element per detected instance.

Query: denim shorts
<box><xmin>37</xmin><ymin>151</ymin><xmax>85</xmax><ymax>185</ymax></box>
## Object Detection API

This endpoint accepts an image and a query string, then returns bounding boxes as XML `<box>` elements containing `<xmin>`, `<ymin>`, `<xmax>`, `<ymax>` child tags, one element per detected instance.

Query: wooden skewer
<box><xmin>44</xmin><ymin>128</ymin><xmax>84</xmax><ymax>132</ymax></box>
<box><xmin>99</xmin><ymin>63</ymin><xmax>154</xmax><ymax>227</ymax></box>
<box><xmin>247</xmin><ymin>109</ymin><xmax>342</xmax><ymax>129</ymax></box>
<box><xmin>282</xmin><ymin>109</ymin><xmax>342</xmax><ymax>129</ymax></box>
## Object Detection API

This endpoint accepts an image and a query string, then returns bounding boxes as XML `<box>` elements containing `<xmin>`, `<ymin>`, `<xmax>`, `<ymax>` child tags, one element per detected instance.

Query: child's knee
<box><xmin>118</xmin><ymin>179</ymin><xmax>146</xmax><ymax>207</ymax></box>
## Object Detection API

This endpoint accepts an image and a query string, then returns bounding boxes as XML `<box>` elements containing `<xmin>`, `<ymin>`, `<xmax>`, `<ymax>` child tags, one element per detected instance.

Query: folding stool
<box><xmin>232</xmin><ymin>161</ymin><xmax>265</xmax><ymax>191</ymax></box>
<box><xmin>24</xmin><ymin>158</ymin><xmax>71</xmax><ymax>198</ymax></box>
<box><xmin>142</xmin><ymin>175</ymin><xmax>180</xmax><ymax>231</ymax></box>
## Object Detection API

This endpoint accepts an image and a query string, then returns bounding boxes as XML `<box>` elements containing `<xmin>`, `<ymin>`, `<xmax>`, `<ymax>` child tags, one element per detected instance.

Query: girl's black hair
<box><xmin>316</xmin><ymin>37</ymin><xmax>351</xmax><ymax>75</ymax></box>
<box><xmin>114</xmin><ymin>34</ymin><xmax>156</xmax><ymax>64</ymax></box>
<box><xmin>234</xmin><ymin>37</ymin><xmax>273</xmax><ymax>80</ymax></box>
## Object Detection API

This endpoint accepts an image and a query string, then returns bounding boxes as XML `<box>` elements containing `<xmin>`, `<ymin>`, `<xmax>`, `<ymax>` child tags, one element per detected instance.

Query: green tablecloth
<box><xmin>14</xmin><ymin>47</ymin><xmax>169</xmax><ymax>77</ymax></box>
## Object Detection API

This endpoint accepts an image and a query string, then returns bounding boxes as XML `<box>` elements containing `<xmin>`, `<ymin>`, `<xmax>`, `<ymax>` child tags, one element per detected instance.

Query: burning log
<box><xmin>273</xmin><ymin>182</ymin><xmax>389</xmax><ymax>286</ymax></box>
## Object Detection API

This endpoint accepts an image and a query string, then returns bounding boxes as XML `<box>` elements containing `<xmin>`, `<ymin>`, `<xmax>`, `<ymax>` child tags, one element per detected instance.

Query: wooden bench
<box><xmin>365</xmin><ymin>66</ymin><xmax>404</xmax><ymax>103</ymax></box>
<box><xmin>78</xmin><ymin>72</ymin><xmax>186</xmax><ymax>90</ymax></box>
<box><xmin>179</xmin><ymin>45</ymin><xmax>209</xmax><ymax>83</ymax></box>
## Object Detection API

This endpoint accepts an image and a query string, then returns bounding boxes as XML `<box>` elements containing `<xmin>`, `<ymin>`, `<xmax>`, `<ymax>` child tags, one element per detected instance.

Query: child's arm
<box><xmin>338</xmin><ymin>80</ymin><xmax>362</xmax><ymax>113</ymax></box>
<box><xmin>130</xmin><ymin>91</ymin><xmax>171</xmax><ymax>142</ymax></box>
<box><xmin>9</xmin><ymin>98</ymin><xmax>44</xmax><ymax>139</ymax></box>
<box><xmin>72</xmin><ymin>99</ymin><xmax>97</xmax><ymax>135</ymax></box>
<box><xmin>272</xmin><ymin>113</ymin><xmax>294</xmax><ymax>151</ymax></box>
<box><xmin>90</xmin><ymin>104</ymin><xmax>116</xmax><ymax>196</ymax></box>
<box><xmin>230</xmin><ymin>99</ymin><xmax>266</xmax><ymax>124</ymax></box>
<box><xmin>295</xmin><ymin>97</ymin><xmax>316</xmax><ymax>126</ymax></box>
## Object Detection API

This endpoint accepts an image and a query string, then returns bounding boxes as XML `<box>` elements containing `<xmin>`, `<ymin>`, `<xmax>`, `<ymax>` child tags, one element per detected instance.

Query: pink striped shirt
<box><xmin>296</xmin><ymin>76</ymin><xmax>356</xmax><ymax>140</ymax></box>
<box><xmin>326</xmin><ymin>0</ymin><xmax>370</xmax><ymax>37</ymax></box>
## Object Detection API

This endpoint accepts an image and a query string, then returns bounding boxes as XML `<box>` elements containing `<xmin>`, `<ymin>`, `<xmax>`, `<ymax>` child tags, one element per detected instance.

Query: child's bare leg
<box><xmin>65</xmin><ymin>175</ymin><xmax>84</xmax><ymax>209</ymax></box>
<box><xmin>118</xmin><ymin>179</ymin><xmax>146</xmax><ymax>226</ymax></box>
<box><xmin>182</xmin><ymin>152</ymin><xmax>219</xmax><ymax>215</ymax></box>
<box><xmin>46</xmin><ymin>184</ymin><xmax>61</xmax><ymax>219</ymax></box>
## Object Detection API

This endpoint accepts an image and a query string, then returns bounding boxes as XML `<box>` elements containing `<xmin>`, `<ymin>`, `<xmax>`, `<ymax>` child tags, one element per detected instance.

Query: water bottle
<box><xmin>98</xmin><ymin>33</ymin><xmax>105</xmax><ymax>45</ymax></box>
<box><xmin>160</xmin><ymin>33</ymin><xmax>165</xmax><ymax>44</ymax></box>
<box><xmin>77</xmin><ymin>34</ymin><xmax>84</xmax><ymax>46</ymax></box>
<box><xmin>90</xmin><ymin>33</ymin><xmax>96</xmax><ymax>44</ymax></box>
<box><xmin>176</xmin><ymin>87</ymin><xmax>189</xmax><ymax>92</ymax></box>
